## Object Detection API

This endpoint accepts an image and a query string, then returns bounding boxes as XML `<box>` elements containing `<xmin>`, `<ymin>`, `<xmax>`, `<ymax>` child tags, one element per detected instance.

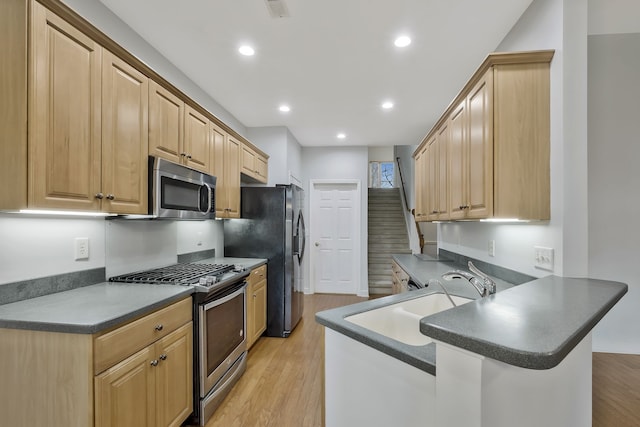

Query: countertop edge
<box><xmin>0</xmin><ymin>288</ymin><xmax>194</xmax><ymax>334</ymax></box>
<box><xmin>420</xmin><ymin>278</ymin><xmax>628</xmax><ymax>369</ymax></box>
<box><xmin>316</xmin><ymin>288</ymin><xmax>449</xmax><ymax>376</ymax></box>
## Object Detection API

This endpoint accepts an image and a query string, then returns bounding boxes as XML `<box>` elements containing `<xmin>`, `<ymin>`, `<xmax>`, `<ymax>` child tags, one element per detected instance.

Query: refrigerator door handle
<box><xmin>297</xmin><ymin>211</ymin><xmax>306</xmax><ymax>264</ymax></box>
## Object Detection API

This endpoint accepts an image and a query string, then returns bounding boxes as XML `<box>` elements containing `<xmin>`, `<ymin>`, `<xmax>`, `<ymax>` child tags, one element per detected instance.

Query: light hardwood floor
<box><xmin>205</xmin><ymin>294</ymin><xmax>640</xmax><ymax>427</ymax></box>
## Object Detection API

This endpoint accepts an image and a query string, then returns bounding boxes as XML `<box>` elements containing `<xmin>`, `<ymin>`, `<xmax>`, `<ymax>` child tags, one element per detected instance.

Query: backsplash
<box><xmin>0</xmin><ymin>213</ymin><xmax>223</xmax><ymax>304</ymax></box>
<box><xmin>439</xmin><ymin>249</ymin><xmax>537</xmax><ymax>285</ymax></box>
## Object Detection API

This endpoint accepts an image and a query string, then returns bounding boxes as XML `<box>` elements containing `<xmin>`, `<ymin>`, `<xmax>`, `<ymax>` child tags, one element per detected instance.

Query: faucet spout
<box><xmin>441</xmin><ymin>261</ymin><xmax>497</xmax><ymax>297</ymax></box>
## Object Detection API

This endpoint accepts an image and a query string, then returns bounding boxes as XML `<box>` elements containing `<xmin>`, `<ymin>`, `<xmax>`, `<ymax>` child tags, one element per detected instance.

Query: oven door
<box><xmin>198</xmin><ymin>282</ymin><xmax>247</xmax><ymax>397</ymax></box>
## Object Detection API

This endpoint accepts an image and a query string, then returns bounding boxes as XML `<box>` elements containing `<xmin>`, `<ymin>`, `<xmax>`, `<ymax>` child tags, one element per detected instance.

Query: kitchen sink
<box><xmin>345</xmin><ymin>293</ymin><xmax>473</xmax><ymax>346</ymax></box>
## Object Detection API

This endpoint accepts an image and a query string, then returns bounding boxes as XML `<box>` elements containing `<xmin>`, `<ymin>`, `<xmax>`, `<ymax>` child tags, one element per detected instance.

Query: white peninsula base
<box><xmin>324</xmin><ymin>329</ymin><xmax>592</xmax><ymax>427</ymax></box>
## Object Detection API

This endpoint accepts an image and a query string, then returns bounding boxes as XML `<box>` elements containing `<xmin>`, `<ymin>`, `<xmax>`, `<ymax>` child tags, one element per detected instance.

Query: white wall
<box><xmin>0</xmin><ymin>214</ymin><xmax>223</xmax><ymax>285</ymax></box>
<box><xmin>368</xmin><ymin>146</ymin><xmax>394</xmax><ymax>162</ymax></box>
<box><xmin>301</xmin><ymin>146</ymin><xmax>369</xmax><ymax>296</ymax></box>
<box><xmin>587</xmin><ymin>33</ymin><xmax>640</xmax><ymax>354</ymax></box>
<box><xmin>0</xmin><ymin>214</ymin><xmax>105</xmax><ymax>284</ymax></box>
<box><xmin>60</xmin><ymin>0</ymin><xmax>247</xmax><ymax>136</ymax></box>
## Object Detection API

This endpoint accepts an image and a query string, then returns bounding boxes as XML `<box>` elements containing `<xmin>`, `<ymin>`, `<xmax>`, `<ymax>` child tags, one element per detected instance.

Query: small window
<box><xmin>369</xmin><ymin>161</ymin><xmax>394</xmax><ymax>188</ymax></box>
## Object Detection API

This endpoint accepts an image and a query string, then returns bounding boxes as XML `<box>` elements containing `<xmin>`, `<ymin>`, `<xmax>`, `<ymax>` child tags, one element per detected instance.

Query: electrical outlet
<box><xmin>534</xmin><ymin>246</ymin><xmax>554</xmax><ymax>271</ymax></box>
<box><xmin>488</xmin><ymin>240</ymin><xmax>495</xmax><ymax>257</ymax></box>
<box><xmin>75</xmin><ymin>237</ymin><xmax>89</xmax><ymax>261</ymax></box>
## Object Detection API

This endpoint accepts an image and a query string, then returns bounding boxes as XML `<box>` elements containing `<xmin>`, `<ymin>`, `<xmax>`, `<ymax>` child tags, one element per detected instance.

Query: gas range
<box><xmin>108</xmin><ymin>262</ymin><xmax>250</xmax><ymax>295</ymax></box>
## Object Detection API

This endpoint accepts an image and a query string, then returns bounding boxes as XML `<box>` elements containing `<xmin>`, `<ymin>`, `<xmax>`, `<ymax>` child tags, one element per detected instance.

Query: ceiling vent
<box><xmin>264</xmin><ymin>0</ymin><xmax>290</xmax><ymax>18</ymax></box>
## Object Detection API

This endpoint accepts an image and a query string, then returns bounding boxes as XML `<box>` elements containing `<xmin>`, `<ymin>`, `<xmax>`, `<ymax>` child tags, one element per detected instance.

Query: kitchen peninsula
<box><xmin>316</xmin><ymin>254</ymin><xmax>627</xmax><ymax>427</ymax></box>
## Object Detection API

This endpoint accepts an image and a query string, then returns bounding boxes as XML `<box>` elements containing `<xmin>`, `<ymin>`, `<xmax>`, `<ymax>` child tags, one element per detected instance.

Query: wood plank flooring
<box><xmin>204</xmin><ymin>293</ymin><xmax>640</xmax><ymax>427</ymax></box>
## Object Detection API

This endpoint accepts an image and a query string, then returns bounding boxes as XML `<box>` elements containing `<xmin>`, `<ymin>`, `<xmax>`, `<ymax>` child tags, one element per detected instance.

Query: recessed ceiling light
<box><xmin>394</xmin><ymin>36</ymin><xmax>411</xmax><ymax>48</ymax></box>
<box><xmin>279</xmin><ymin>105</ymin><xmax>291</xmax><ymax>112</ymax></box>
<box><xmin>337</xmin><ymin>133</ymin><xmax>346</xmax><ymax>139</ymax></box>
<box><xmin>238</xmin><ymin>45</ymin><xmax>255</xmax><ymax>56</ymax></box>
<box><xmin>382</xmin><ymin>101</ymin><xmax>394</xmax><ymax>110</ymax></box>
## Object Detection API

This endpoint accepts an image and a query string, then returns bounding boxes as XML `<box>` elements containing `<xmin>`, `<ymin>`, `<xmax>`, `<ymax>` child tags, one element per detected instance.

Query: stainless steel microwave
<box><xmin>149</xmin><ymin>156</ymin><xmax>216</xmax><ymax>220</ymax></box>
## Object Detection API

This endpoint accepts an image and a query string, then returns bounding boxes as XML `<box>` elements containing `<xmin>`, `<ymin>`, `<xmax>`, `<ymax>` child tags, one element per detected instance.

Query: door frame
<box><xmin>309</xmin><ymin>179</ymin><xmax>366</xmax><ymax>296</ymax></box>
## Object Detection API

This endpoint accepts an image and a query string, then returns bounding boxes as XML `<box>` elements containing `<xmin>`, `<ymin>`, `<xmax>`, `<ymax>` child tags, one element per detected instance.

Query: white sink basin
<box><xmin>345</xmin><ymin>293</ymin><xmax>473</xmax><ymax>346</ymax></box>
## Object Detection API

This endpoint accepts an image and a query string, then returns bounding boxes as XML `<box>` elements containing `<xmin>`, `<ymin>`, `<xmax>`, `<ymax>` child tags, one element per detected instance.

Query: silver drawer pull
<box><xmin>150</xmin><ymin>359</ymin><xmax>158</xmax><ymax>367</ymax></box>
<box><xmin>159</xmin><ymin>354</ymin><xmax>167</xmax><ymax>361</ymax></box>
<box><xmin>155</xmin><ymin>324</ymin><xmax>163</xmax><ymax>331</ymax></box>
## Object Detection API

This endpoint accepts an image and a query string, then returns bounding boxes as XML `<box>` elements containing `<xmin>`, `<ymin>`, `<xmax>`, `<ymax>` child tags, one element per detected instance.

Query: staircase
<box><xmin>368</xmin><ymin>188</ymin><xmax>411</xmax><ymax>295</ymax></box>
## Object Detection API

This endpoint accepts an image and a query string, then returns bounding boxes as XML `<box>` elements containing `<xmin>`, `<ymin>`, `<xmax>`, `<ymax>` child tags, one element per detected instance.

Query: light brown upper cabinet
<box><xmin>28</xmin><ymin>3</ymin><xmax>148</xmax><ymax>214</ymax></box>
<box><xmin>413</xmin><ymin>145</ymin><xmax>427</xmax><ymax>221</ymax></box>
<box><xmin>413</xmin><ymin>50</ymin><xmax>553</xmax><ymax>222</ymax></box>
<box><xmin>1</xmin><ymin>0</ymin><xmax>265</xmax><ymax>215</ymax></box>
<box><xmin>28</xmin><ymin>3</ymin><xmax>103</xmax><ymax>211</ymax></box>
<box><xmin>183</xmin><ymin>105</ymin><xmax>211</xmax><ymax>173</ymax></box>
<box><xmin>149</xmin><ymin>81</ymin><xmax>184</xmax><ymax>166</ymax></box>
<box><xmin>149</xmin><ymin>82</ymin><xmax>211</xmax><ymax>174</ymax></box>
<box><xmin>101</xmin><ymin>51</ymin><xmax>149</xmax><ymax>214</ymax></box>
<box><xmin>240</xmin><ymin>143</ymin><xmax>268</xmax><ymax>184</ymax></box>
<box><xmin>211</xmin><ymin>123</ymin><xmax>240</xmax><ymax>218</ymax></box>
<box><xmin>415</xmin><ymin>122</ymin><xmax>449</xmax><ymax>222</ymax></box>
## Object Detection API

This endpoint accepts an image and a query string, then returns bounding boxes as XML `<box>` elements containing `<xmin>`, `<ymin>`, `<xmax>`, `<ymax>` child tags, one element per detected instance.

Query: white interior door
<box><xmin>310</xmin><ymin>181</ymin><xmax>360</xmax><ymax>294</ymax></box>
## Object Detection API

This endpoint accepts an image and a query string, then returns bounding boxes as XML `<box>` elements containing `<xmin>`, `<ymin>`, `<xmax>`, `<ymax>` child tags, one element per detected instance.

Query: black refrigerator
<box><xmin>223</xmin><ymin>184</ymin><xmax>305</xmax><ymax>337</ymax></box>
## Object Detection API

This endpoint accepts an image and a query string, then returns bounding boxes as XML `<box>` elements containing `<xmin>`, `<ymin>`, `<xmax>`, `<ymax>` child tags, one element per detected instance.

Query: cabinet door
<box><xmin>29</xmin><ymin>3</ymin><xmax>102</xmax><ymax>210</ymax></box>
<box><xmin>448</xmin><ymin>101</ymin><xmax>467</xmax><ymax>220</ymax></box>
<box><xmin>211</xmin><ymin>123</ymin><xmax>228</xmax><ymax>217</ymax></box>
<box><xmin>426</xmin><ymin>136</ymin><xmax>439</xmax><ymax>221</ymax></box>
<box><xmin>95</xmin><ymin>345</ymin><xmax>156</xmax><ymax>427</ymax></box>
<box><xmin>466</xmin><ymin>69</ymin><xmax>493</xmax><ymax>219</ymax></box>
<box><xmin>184</xmin><ymin>105</ymin><xmax>210</xmax><ymax>173</ymax></box>
<box><xmin>252</xmin><ymin>281</ymin><xmax>267</xmax><ymax>343</ymax></box>
<box><xmin>156</xmin><ymin>322</ymin><xmax>193</xmax><ymax>427</ymax></box>
<box><xmin>436</xmin><ymin>124</ymin><xmax>450</xmax><ymax>219</ymax></box>
<box><xmin>241</xmin><ymin>144</ymin><xmax>256</xmax><ymax>178</ymax></box>
<box><xmin>149</xmin><ymin>80</ymin><xmax>183</xmax><ymax>164</ymax></box>
<box><xmin>102</xmin><ymin>51</ymin><xmax>149</xmax><ymax>214</ymax></box>
<box><xmin>415</xmin><ymin>146</ymin><xmax>429</xmax><ymax>221</ymax></box>
<box><xmin>225</xmin><ymin>136</ymin><xmax>241</xmax><ymax>218</ymax></box>
<box><xmin>255</xmin><ymin>154</ymin><xmax>268</xmax><ymax>182</ymax></box>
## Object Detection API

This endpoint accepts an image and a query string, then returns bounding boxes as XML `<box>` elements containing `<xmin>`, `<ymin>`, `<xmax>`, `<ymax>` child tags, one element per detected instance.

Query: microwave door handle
<box><xmin>201</xmin><ymin>183</ymin><xmax>212</xmax><ymax>215</ymax></box>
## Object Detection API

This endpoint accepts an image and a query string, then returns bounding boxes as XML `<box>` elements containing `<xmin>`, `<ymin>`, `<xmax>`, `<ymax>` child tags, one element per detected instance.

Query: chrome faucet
<box><xmin>442</xmin><ymin>261</ymin><xmax>497</xmax><ymax>297</ymax></box>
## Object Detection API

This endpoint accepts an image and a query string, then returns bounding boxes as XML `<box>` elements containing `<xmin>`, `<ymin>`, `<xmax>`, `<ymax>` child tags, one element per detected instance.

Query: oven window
<box><xmin>161</xmin><ymin>176</ymin><xmax>201</xmax><ymax>211</ymax></box>
<box><xmin>205</xmin><ymin>292</ymin><xmax>245</xmax><ymax>376</ymax></box>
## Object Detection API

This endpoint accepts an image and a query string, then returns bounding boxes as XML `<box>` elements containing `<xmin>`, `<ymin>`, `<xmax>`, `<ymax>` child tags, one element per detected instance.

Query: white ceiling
<box><xmin>98</xmin><ymin>0</ymin><xmax>534</xmax><ymax>147</ymax></box>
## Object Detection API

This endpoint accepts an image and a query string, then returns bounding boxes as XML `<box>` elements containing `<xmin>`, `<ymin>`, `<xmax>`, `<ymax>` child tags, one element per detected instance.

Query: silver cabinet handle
<box><xmin>95</xmin><ymin>193</ymin><xmax>104</xmax><ymax>200</ymax></box>
<box><xmin>155</xmin><ymin>324</ymin><xmax>163</xmax><ymax>331</ymax></box>
<box><xmin>106</xmin><ymin>194</ymin><xmax>115</xmax><ymax>200</ymax></box>
<box><xmin>315</xmin><ymin>242</ymin><xmax>320</xmax><ymax>247</ymax></box>
<box><xmin>159</xmin><ymin>354</ymin><xmax>167</xmax><ymax>361</ymax></box>
<box><xmin>150</xmin><ymin>359</ymin><xmax>158</xmax><ymax>367</ymax></box>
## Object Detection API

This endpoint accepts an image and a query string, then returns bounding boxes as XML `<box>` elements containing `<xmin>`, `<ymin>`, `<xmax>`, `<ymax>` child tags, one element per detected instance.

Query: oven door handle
<box><xmin>201</xmin><ymin>283</ymin><xmax>246</xmax><ymax>311</ymax></box>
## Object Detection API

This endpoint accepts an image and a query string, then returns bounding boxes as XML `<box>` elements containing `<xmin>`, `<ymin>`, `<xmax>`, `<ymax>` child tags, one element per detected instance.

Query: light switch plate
<box><xmin>534</xmin><ymin>246</ymin><xmax>554</xmax><ymax>271</ymax></box>
<box><xmin>488</xmin><ymin>240</ymin><xmax>495</xmax><ymax>257</ymax></box>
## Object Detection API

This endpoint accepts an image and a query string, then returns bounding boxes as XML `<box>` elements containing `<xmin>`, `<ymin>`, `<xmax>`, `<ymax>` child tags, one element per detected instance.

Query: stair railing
<box><xmin>396</xmin><ymin>157</ymin><xmax>425</xmax><ymax>253</ymax></box>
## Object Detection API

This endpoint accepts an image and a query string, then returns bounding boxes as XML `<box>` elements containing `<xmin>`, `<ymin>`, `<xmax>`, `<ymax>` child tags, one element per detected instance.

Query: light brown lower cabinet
<box><xmin>95</xmin><ymin>322</ymin><xmax>193</xmax><ymax>427</ymax></box>
<box><xmin>0</xmin><ymin>297</ymin><xmax>193</xmax><ymax>427</ymax></box>
<box><xmin>391</xmin><ymin>260</ymin><xmax>410</xmax><ymax>294</ymax></box>
<box><xmin>246</xmin><ymin>264</ymin><xmax>267</xmax><ymax>349</ymax></box>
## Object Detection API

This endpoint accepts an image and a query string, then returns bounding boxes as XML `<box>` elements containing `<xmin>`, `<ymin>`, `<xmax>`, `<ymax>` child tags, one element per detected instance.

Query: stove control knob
<box><xmin>204</xmin><ymin>276</ymin><xmax>217</xmax><ymax>285</ymax></box>
<box><xmin>233</xmin><ymin>264</ymin><xmax>244</xmax><ymax>272</ymax></box>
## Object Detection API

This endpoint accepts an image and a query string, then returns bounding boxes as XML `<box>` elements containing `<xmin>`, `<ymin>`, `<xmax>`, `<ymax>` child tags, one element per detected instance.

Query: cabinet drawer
<box><xmin>250</xmin><ymin>264</ymin><xmax>267</xmax><ymax>282</ymax></box>
<box><xmin>94</xmin><ymin>297</ymin><xmax>192</xmax><ymax>374</ymax></box>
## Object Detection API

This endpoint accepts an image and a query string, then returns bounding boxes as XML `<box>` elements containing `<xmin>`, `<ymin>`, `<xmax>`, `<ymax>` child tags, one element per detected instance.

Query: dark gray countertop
<box><xmin>420</xmin><ymin>275</ymin><xmax>628</xmax><ymax>369</ymax></box>
<box><xmin>0</xmin><ymin>283</ymin><xmax>193</xmax><ymax>334</ymax></box>
<box><xmin>0</xmin><ymin>257</ymin><xmax>266</xmax><ymax>334</ymax></box>
<box><xmin>316</xmin><ymin>254</ymin><xmax>628</xmax><ymax>374</ymax></box>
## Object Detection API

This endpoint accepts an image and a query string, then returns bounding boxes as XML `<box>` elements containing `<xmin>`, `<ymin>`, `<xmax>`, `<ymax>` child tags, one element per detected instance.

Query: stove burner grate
<box><xmin>109</xmin><ymin>263</ymin><xmax>235</xmax><ymax>285</ymax></box>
